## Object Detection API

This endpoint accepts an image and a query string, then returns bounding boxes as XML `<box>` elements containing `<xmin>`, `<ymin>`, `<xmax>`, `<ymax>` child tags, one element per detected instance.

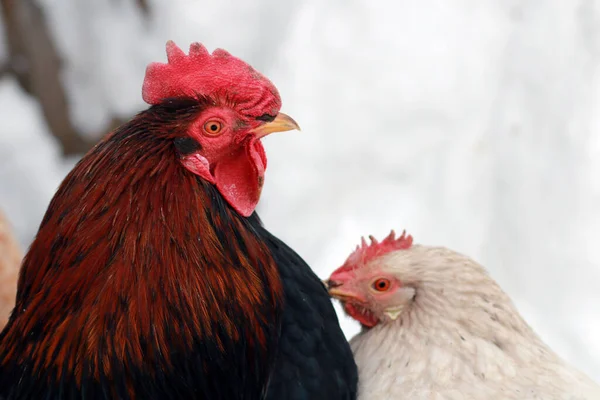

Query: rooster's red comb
<box><xmin>142</xmin><ymin>41</ymin><xmax>281</xmax><ymax>116</ymax></box>
<box><xmin>337</xmin><ymin>230</ymin><xmax>413</xmax><ymax>273</ymax></box>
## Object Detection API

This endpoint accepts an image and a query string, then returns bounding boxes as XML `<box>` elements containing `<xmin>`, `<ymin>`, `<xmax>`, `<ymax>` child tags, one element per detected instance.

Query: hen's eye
<box><xmin>203</xmin><ymin>120</ymin><xmax>223</xmax><ymax>135</ymax></box>
<box><xmin>372</xmin><ymin>278</ymin><xmax>391</xmax><ymax>292</ymax></box>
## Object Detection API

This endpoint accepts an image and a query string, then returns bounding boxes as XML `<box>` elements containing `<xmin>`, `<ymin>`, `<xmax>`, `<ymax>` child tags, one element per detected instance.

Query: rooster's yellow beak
<box><xmin>253</xmin><ymin>112</ymin><xmax>300</xmax><ymax>139</ymax></box>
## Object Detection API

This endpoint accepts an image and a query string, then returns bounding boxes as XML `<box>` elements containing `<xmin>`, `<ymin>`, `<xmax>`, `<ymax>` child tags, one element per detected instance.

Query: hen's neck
<box><xmin>349</xmin><ymin>284</ymin><xmax>562</xmax><ymax>399</ymax></box>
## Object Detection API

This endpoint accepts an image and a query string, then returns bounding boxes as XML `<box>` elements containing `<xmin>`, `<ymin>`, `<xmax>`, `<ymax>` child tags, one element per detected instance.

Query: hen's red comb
<box><xmin>337</xmin><ymin>230</ymin><xmax>413</xmax><ymax>273</ymax></box>
<box><xmin>142</xmin><ymin>41</ymin><xmax>281</xmax><ymax>116</ymax></box>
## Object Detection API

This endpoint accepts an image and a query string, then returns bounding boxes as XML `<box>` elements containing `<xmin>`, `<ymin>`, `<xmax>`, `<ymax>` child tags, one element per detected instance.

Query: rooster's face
<box><xmin>177</xmin><ymin>105</ymin><xmax>298</xmax><ymax>217</ymax></box>
<box><xmin>142</xmin><ymin>41</ymin><xmax>299</xmax><ymax>216</ymax></box>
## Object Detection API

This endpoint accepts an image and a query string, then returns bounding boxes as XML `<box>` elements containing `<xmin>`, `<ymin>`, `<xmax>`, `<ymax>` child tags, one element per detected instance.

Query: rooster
<box><xmin>0</xmin><ymin>41</ymin><xmax>357</xmax><ymax>399</ymax></box>
<box><xmin>0</xmin><ymin>210</ymin><xmax>21</xmax><ymax>329</ymax></box>
<box><xmin>327</xmin><ymin>231</ymin><xmax>600</xmax><ymax>400</ymax></box>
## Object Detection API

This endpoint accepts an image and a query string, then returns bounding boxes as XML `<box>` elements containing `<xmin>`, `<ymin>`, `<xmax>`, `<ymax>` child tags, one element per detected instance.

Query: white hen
<box><xmin>327</xmin><ymin>231</ymin><xmax>600</xmax><ymax>400</ymax></box>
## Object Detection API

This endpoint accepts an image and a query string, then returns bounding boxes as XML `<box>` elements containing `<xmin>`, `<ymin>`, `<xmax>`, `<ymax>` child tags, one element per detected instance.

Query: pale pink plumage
<box><xmin>328</xmin><ymin>235</ymin><xmax>600</xmax><ymax>399</ymax></box>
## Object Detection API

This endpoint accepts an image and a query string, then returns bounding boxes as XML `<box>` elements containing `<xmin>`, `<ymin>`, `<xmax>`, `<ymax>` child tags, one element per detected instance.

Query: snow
<box><xmin>1</xmin><ymin>0</ymin><xmax>599</xmax><ymax>382</ymax></box>
<box><xmin>0</xmin><ymin>77</ymin><xmax>75</xmax><ymax>246</ymax></box>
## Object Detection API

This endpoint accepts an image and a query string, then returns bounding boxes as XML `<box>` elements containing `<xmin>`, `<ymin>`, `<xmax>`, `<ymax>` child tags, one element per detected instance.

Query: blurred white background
<box><xmin>1</xmin><ymin>0</ymin><xmax>599</xmax><ymax>381</ymax></box>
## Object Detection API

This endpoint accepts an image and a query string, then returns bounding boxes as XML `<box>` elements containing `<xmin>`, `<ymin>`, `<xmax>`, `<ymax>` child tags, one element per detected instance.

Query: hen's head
<box><xmin>326</xmin><ymin>230</ymin><xmax>417</xmax><ymax>328</ymax></box>
<box><xmin>143</xmin><ymin>41</ymin><xmax>299</xmax><ymax>216</ymax></box>
<box><xmin>328</xmin><ymin>231</ymin><xmax>507</xmax><ymax>330</ymax></box>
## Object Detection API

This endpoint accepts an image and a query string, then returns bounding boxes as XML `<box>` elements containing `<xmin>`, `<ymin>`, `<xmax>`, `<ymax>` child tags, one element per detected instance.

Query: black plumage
<box><xmin>252</xmin><ymin>217</ymin><xmax>358</xmax><ymax>400</ymax></box>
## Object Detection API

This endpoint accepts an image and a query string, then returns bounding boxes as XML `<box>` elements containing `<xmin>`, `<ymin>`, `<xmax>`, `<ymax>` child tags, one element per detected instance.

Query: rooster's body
<box><xmin>328</xmin><ymin>232</ymin><xmax>600</xmax><ymax>400</ymax></box>
<box><xmin>0</xmin><ymin>42</ymin><xmax>357</xmax><ymax>400</ymax></box>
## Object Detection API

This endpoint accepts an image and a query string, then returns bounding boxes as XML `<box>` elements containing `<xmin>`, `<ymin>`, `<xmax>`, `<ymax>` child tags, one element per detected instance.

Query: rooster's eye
<box><xmin>203</xmin><ymin>120</ymin><xmax>223</xmax><ymax>135</ymax></box>
<box><xmin>372</xmin><ymin>278</ymin><xmax>391</xmax><ymax>292</ymax></box>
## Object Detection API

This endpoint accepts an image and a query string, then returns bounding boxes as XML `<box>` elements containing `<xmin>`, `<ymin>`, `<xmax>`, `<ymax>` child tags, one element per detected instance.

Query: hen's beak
<box><xmin>328</xmin><ymin>287</ymin><xmax>356</xmax><ymax>300</ymax></box>
<box><xmin>326</xmin><ymin>280</ymin><xmax>363</xmax><ymax>302</ymax></box>
<box><xmin>253</xmin><ymin>112</ymin><xmax>300</xmax><ymax>139</ymax></box>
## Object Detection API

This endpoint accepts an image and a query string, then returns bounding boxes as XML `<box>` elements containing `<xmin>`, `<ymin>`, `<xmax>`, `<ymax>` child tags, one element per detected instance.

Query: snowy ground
<box><xmin>1</xmin><ymin>0</ymin><xmax>599</xmax><ymax>381</ymax></box>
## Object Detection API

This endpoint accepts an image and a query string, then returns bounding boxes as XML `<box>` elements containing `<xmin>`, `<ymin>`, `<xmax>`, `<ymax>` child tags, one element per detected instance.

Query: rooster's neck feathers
<box><xmin>0</xmin><ymin>102</ymin><xmax>283</xmax><ymax>399</ymax></box>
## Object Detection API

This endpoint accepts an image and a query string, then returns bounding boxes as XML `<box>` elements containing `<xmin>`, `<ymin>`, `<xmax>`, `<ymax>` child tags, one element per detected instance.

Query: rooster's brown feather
<box><xmin>0</xmin><ymin>97</ymin><xmax>282</xmax><ymax>399</ymax></box>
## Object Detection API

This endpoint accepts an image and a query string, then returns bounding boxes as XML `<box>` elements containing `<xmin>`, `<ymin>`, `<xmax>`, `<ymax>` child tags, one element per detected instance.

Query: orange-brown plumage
<box><xmin>1</xmin><ymin>109</ymin><xmax>282</xmax><ymax>397</ymax></box>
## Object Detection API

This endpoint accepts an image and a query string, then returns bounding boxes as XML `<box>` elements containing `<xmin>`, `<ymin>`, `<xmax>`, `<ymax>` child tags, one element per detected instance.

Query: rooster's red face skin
<box><xmin>143</xmin><ymin>41</ymin><xmax>299</xmax><ymax>217</ymax></box>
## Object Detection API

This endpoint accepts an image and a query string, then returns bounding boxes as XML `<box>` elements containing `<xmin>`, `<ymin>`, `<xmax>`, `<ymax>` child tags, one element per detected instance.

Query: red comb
<box><xmin>142</xmin><ymin>41</ymin><xmax>281</xmax><ymax>116</ymax></box>
<box><xmin>336</xmin><ymin>230</ymin><xmax>413</xmax><ymax>273</ymax></box>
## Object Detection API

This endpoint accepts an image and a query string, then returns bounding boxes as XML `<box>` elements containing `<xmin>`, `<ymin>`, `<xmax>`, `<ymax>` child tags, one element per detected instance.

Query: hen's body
<box><xmin>330</xmin><ymin>240</ymin><xmax>599</xmax><ymax>400</ymax></box>
<box><xmin>351</xmin><ymin>293</ymin><xmax>600</xmax><ymax>400</ymax></box>
<box><xmin>350</xmin><ymin>246</ymin><xmax>600</xmax><ymax>400</ymax></box>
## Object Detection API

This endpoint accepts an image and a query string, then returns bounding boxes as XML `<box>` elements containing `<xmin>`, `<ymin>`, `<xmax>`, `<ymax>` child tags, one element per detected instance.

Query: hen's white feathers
<box><xmin>350</xmin><ymin>245</ymin><xmax>600</xmax><ymax>400</ymax></box>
